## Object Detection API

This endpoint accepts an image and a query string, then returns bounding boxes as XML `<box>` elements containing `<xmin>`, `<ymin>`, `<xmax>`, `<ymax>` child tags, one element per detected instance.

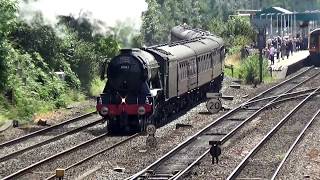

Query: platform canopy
<box><xmin>256</xmin><ymin>7</ymin><xmax>293</xmax><ymax>17</ymax></box>
<box><xmin>296</xmin><ymin>10</ymin><xmax>320</xmax><ymax>21</ymax></box>
<box><xmin>255</xmin><ymin>7</ymin><xmax>320</xmax><ymax>22</ymax></box>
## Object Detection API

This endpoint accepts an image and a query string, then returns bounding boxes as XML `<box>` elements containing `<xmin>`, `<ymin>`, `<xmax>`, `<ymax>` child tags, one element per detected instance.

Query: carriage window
<box><xmin>201</xmin><ymin>56</ymin><xmax>204</xmax><ymax>72</ymax></box>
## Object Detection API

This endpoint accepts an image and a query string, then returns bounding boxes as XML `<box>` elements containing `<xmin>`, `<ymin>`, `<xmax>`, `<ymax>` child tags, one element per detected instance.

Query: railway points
<box><xmin>127</xmin><ymin>67</ymin><xmax>320</xmax><ymax>180</ymax></box>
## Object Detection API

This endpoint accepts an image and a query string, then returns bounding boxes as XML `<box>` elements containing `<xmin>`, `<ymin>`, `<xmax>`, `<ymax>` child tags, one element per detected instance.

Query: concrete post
<box><xmin>294</xmin><ymin>12</ymin><xmax>296</xmax><ymax>37</ymax></box>
<box><xmin>291</xmin><ymin>13</ymin><xmax>294</xmax><ymax>37</ymax></box>
<box><xmin>266</xmin><ymin>14</ymin><xmax>269</xmax><ymax>37</ymax></box>
<box><xmin>270</xmin><ymin>13</ymin><xmax>273</xmax><ymax>37</ymax></box>
<box><xmin>276</xmin><ymin>14</ymin><xmax>279</xmax><ymax>35</ymax></box>
<box><xmin>280</xmin><ymin>14</ymin><xmax>283</xmax><ymax>37</ymax></box>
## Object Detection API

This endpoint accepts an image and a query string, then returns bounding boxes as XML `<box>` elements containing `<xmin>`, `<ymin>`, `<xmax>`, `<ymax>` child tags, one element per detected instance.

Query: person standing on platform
<box><xmin>293</xmin><ymin>38</ymin><xmax>297</xmax><ymax>52</ymax></box>
<box><xmin>276</xmin><ymin>40</ymin><xmax>280</xmax><ymax>60</ymax></box>
<box><xmin>280</xmin><ymin>41</ymin><xmax>286</xmax><ymax>60</ymax></box>
<box><xmin>285</xmin><ymin>41</ymin><xmax>290</xmax><ymax>59</ymax></box>
<box><xmin>269</xmin><ymin>45</ymin><xmax>275</xmax><ymax>65</ymax></box>
<box><xmin>289</xmin><ymin>39</ymin><xmax>293</xmax><ymax>55</ymax></box>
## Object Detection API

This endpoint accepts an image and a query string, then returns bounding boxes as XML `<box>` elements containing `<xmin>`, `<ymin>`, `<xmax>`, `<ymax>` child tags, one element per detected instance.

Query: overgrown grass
<box><xmin>225</xmin><ymin>54</ymin><xmax>273</xmax><ymax>84</ymax></box>
<box><xmin>84</xmin><ymin>107</ymin><xmax>97</xmax><ymax>114</ymax></box>
<box><xmin>0</xmin><ymin>114</ymin><xmax>8</xmax><ymax>126</ymax></box>
<box><xmin>0</xmin><ymin>88</ymin><xmax>86</xmax><ymax>124</ymax></box>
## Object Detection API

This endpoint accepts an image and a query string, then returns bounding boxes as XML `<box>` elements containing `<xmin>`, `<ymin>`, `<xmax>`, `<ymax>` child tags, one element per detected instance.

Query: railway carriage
<box><xmin>97</xmin><ymin>25</ymin><xmax>226</xmax><ymax>133</ymax></box>
<box><xmin>308</xmin><ymin>28</ymin><xmax>320</xmax><ymax>66</ymax></box>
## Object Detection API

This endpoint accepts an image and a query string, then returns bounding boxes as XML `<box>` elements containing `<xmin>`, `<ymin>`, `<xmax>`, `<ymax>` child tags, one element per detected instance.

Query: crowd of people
<box><xmin>264</xmin><ymin>36</ymin><xmax>305</xmax><ymax>65</ymax></box>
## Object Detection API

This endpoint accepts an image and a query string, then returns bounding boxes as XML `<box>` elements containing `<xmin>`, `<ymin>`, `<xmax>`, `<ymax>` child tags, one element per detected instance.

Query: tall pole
<box><xmin>281</xmin><ymin>14</ymin><xmax>283</xmax><ymax>37</ymax></box>
<box><xmin>277</xmin><ymin>14</ymin><xmax>279</xmax><ymax>35</ymax></box>
<box><xmin>291</xmin><ymin>13</ymin><xmax>294</xmax><ymax>37</ymax></box>
<box><xmin>266</xmin><ymin>14</ymin><xmax>269</xmax><ymax>36</ymax></box>
<box><xmin>294</xmin><ymin>12</ymin><xmax>297</xmax><ymax>37</ymax></box>
<box><xmin>287</xmin><ymin>14</ymin><xmax>290</xmax><ymax>36</ymax></box>
<box><xmin>258</xmin><ymin>28</ymin><xmax>265</xmax><ymax>83</ymax></box>
<box><xmin>270</xmin><ymin>14</ymin><xmax>273</xmax><ymax>37</ymax></box>
<box><xmin>293</xmin><ymin>11</ymin><xmax>297</xmax><ymax>37</ymax></box>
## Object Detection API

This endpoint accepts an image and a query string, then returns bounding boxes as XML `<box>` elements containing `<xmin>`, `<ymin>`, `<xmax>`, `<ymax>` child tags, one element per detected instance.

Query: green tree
<box><xmin>0</xmin><ymin>0</ymin><xmax>17</xmax><ymax>91</ymax></box>
<box><xmin>141</xmin><ymin>0</ymin><xmax>164</xmax><ymax>45</ymax></box>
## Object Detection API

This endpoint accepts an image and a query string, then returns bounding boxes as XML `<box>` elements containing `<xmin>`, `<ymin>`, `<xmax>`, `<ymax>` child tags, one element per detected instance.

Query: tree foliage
<box><xmin>0</xmin><ymin>0</ymin><xmax>17</xmax><ymax>91</ymax></box>
<box><xmin>0</xmin><ymin>0</ymin><xmax>123</xmax><ymax>120</ymax></box>
<box><xmin>142</xmin><ymin>0</ymin><xmax>320</xmax><ymax>46</ymax></box>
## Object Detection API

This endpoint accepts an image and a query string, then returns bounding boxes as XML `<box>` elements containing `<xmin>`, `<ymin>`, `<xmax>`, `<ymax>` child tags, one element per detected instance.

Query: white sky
<box><xmin>19</xmin><ymin>0</ymin><xmax>148</xmax><ymax>29</ymax></box>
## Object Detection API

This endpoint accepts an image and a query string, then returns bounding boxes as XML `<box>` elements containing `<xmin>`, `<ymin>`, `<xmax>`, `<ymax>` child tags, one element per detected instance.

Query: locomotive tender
<box><xmin>97</xmin><ymin>25</ymin><xmax>226</xmax><ymax>133</ymax></box>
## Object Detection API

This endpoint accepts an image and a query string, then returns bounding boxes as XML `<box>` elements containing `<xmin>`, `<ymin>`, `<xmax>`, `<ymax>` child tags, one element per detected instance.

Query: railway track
<box><xmin>127</xmin><ymin>67</ymin><xmax>320</xmax><ymax>180</ymax></box>
<box><xmin>227</xmin><ymin>87</ymin><xmax>320</xmax><ymax>179</ymax></box>
<box><xmin>0</xmin><ymin>112</ymin><xmax>99</xmax><ymax>157</ymax></box>
<box><xmin>2</xmin><ymin>132</ymin><xmax>140</xmax><ymax>179</ymax></box>
<box><xmin>0</xmin><ymin>112</ymin><xmax>111</xmax><ymax>179</ymax></box>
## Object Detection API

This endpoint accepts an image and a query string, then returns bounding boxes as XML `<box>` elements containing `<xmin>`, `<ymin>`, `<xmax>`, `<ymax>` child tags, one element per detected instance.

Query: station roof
<box><xmin>255</xmin><ymin>7</ymin><xmax>320</xmax><ymax>22</ymax></box>
<box><xmin>256</xmin><ymin>7</ymin><xmax>292</xmax><ymax>16</ymax></box>
<box><xmin>296</xmin><ymin>11</ymin><xmax>320</xmax><ymax>21</ymax></box>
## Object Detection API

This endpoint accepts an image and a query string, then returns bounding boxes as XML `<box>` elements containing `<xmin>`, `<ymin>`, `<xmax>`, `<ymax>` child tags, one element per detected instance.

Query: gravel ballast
<box><xmin>2</xmin><ymin>66</ymin><xmax>317</xmax><ymax>179</ymax></box>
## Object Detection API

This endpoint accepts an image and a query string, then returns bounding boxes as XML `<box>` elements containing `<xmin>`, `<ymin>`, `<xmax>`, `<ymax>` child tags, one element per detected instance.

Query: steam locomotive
<box><xmin>97</xmin><ymin>25</ymin><xmax>226</xmax><ymax>133</ymax></box>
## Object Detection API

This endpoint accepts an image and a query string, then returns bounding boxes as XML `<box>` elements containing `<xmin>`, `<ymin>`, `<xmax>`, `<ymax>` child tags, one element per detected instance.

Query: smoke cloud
<box><xmin>18</xmin><ymin>0</ymin><xmax>148</xmax><ymax>29</ymax></box>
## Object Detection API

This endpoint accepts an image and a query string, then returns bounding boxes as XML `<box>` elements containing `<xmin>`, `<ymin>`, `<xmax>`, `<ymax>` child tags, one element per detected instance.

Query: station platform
<box><xmin>269</xmin><ymin>50</ymin><xmax>310</xmax><ymax>79</ymax></box>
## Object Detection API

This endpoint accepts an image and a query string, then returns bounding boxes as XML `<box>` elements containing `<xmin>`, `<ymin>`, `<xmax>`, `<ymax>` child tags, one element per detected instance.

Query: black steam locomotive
<box><xmin>97</xmin><ymin>25</ymin><xmax>226</xmax><ymax>133</ymax></box>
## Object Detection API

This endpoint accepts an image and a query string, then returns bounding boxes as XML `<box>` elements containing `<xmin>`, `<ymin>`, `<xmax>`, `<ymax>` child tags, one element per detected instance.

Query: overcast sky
<box><xmin>19</xmin><ymin>0</ymin><xmax>148</xmax><ymax>29</ymax></box>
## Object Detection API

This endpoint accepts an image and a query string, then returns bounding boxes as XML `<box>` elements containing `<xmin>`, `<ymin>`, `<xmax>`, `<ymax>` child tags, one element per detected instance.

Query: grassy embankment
<box><xmin>0</xmin><ymin>77</ymin><xmax>106</xmax><ymax>126</ymax></box>
<box><xmin>224</xmin><ymin>49</ymin><xmax>273</xmax><ymax>84</ymax></box>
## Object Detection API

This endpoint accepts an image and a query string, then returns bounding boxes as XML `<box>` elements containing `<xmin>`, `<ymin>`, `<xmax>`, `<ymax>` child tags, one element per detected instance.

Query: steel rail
<box><xmin>171</xmin><ymin>92</ymin><xmax>320</xmax><ymax>179</ymax></box>
<box><xmin>0</xmin><ymin>118</ymin><xmax>102</xmax><ymax>162</ymax></box>
<box><xmin>0</xmin><ymin>112</ymin><xmax>97</xmax><ymax>148</ymax></box>
<box><xmin>171</xmin><ymin>71</ymin><xmax>320</xmax><ymax>180</ymax></box>
<box><xmin>244</xmin><ymin>88</ymin><xmax>317</xmax><ymax>106</ymax></box>
<box><xmin>127</xmin><ymin>67</ymin><xmax>319</xmax><ymax>180</ymax></box>
<box><xmin>45</xmin><ymin>133</ymin><xmax>140</xmax><ymax>180</ymax></box>
<box><xmin>170</xmin><ymin>89</ymin><xmax>320</xmax><ymax>180</ymax></box>
<box><xmin>170</xmin><ymin>90</ymin><xmax>320</xmax><ymax>180</ymax></box>
<box><xmin>245</xmin><ymin>67</ymin><xmax>320</xmax><ymax>106</ymax></box>
<box><xmin>227</xmin><ymin>87</ymin><xmax>320</xmax><ymax>180</ymax></box>
<box><xmin>248</xmin><ymin>66</ymin><xmax>313</xmax><ymax>102</ymax></box>
<box><xmin>219</xmin><ymin>69</ymin><xmax>320</xmax><ymax>144</ymax></box>
<box><xmin>2</xmin><ymin>132</ymin><xmax>109</xmax><ymax>179</ymax></box>
<box><xmin>270</xmin><ymin>109</ymin><xmax>320</xmax><ymax>180</ymax></box>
